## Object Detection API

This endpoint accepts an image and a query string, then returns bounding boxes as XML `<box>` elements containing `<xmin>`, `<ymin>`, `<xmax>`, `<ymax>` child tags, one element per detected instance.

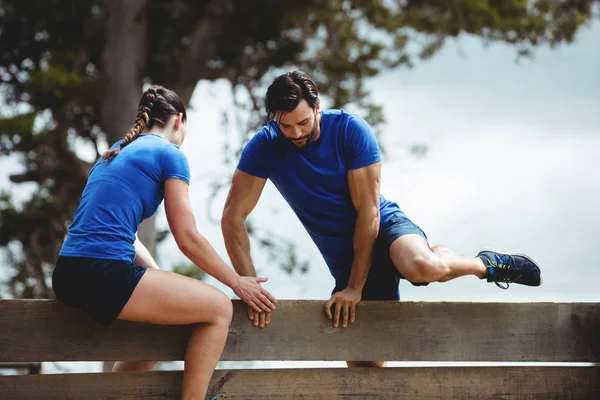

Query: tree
<box><xmin>1</xmin><ymin>0</ymin><xmax>598</xmax><ymax>298</ymax></box>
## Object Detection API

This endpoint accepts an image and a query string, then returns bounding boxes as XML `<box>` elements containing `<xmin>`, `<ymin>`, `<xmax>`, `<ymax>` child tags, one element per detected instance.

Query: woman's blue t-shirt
<box><xmin>60</xmin><ymin>134</ymin><xmax>190</xmax><ymax>262</ymax></box>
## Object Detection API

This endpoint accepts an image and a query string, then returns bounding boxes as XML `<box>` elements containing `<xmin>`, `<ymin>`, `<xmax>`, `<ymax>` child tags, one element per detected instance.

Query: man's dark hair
<box><xmin>265</xmin><ymin>71</ymin><xmax>320</xmax><ymax>120</ymax></box>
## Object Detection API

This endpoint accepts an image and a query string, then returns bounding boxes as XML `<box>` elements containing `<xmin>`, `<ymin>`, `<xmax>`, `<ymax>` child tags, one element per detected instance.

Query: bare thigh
<box><xmin>118</xmin><ymin>268</ymin><xmax>232</xmax><ymax>325</ymax></box>
<box><xmin>389</xmin><ymin>233</ymin><xmax>433</xmax><ymax>280</ymax></box>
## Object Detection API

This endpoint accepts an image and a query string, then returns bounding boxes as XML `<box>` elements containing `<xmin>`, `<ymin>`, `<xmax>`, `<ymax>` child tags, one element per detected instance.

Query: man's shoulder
<box><xmin>240</xmin><ymin>122</ymin><xmax>282</xmax><ymax>159</ymax></box>
<box><xmin>254</xmin><ymin>120</ymin><xmax>279</xmax><ymax>141</ymax></box>
<box><xmin>239</xmin><ymin>122</ymin><xmax>280</xmax><ymax>154</ymax></box>
<box><xmin>322</xmin><ymin>109</ymin><xmax>350</xmax><ymax>121</ymax></box>
<box><xmin>322</xmin><ymin>109</ymin><xmax>366</xmax><ymax>129</ymax></box>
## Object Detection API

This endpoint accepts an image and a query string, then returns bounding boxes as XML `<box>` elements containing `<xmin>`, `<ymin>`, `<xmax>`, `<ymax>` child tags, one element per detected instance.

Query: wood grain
<box><xmin>1</xmin><ymin>367</ymin><xmax>599</xmax><ymax>399</ymax></box>
<box><xmin>1</xmin><ymin>300</ymin><xmax>599</xmax><ymax>362</ymax></box>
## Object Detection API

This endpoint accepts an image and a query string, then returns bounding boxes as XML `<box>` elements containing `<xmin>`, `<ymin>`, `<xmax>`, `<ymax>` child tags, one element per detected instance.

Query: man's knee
<box><xmin>402</xmin><ymin>254</ymin><xmax>449</xmax><ymax>283</ymax></box>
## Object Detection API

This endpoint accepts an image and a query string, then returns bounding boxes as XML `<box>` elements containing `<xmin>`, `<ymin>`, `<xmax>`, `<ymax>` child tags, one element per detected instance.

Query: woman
<box><xmin>52</xmin><ymin>85</ymin><xmax>276</xmax><ymax>399</ymax></box>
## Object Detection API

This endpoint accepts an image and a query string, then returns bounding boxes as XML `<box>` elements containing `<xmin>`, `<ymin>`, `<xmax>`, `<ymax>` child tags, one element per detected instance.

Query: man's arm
<box><xmin>347</xmin><ymin>161</ymin><xmax>381</xmax><ymax>290</ymax></box>
<box><xmin>222</xmin><ymin>169</ymin><xmax>273</xmax><ymax>328</ymax></box>
<box><xmin>325</xmin><ymin>161</ymin><xmax>381</xmax><ymax>328</ymax></box>
<box><xmin>221</xmin><ymin>168</ymin><xmax>267</xmax><ymax>277</ymax></box>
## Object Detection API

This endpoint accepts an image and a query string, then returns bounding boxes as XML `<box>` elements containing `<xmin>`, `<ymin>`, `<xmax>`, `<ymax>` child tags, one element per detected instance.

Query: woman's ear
<box><xmin>173</xmin><ymin>113</ymin><xmax>183</xmax><ymax>132</ymax></box>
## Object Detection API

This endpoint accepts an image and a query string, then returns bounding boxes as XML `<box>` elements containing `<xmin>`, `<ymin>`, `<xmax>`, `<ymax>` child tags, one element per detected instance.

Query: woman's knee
<box><xmin>206</xmin><ymin>290</ymin><xmax>233</xmax><ymax>327</ymax></box>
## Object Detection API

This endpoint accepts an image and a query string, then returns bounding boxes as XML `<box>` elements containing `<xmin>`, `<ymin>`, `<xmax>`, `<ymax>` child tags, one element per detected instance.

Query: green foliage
<box><xmin>0</xmin><ymin>112</ymin><xmax>36</xmax><ymax>154</ymax></box>
<box><xmin>171</xmin><ymin>262</ymin><xmax>206</xmax><ymax>281</ymax></box>
<box><xmin>0</xmin><ymin>0</ymin><xmax>597</xmax><ymax>298</ymax></box>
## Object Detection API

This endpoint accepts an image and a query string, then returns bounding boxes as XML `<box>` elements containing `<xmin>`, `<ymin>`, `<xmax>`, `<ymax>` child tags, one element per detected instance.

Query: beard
<box><xmin>293</xmin><ymin>113</ymin><xmax>319</xmax><ymax>148</ymax></box>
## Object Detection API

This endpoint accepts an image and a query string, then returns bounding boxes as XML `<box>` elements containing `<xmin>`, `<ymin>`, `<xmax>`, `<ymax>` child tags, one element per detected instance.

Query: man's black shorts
<box><xmin>332</xmin><ymin>213</ymin><xmax>428</xmax><ymax>301</ymax></box>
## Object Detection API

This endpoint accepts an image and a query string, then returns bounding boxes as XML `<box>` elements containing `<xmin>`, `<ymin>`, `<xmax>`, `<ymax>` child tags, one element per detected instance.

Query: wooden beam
<box><xmin>1</xmin><ymin>367</ymin><xmax>599</xmax><ymax>399</ymax></box>
<box><xmin>1</xmin><ymin>300</ymin><xmax>599</xmax><ymax>362</ymax></box>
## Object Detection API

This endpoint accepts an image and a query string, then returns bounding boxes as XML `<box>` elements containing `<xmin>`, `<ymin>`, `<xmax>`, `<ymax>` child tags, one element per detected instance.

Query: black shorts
<box><xmin>52</xmin><ymin>256</ymin><xmax>146</xmax><ymax>326</ymax></box>
<box><xmin>332</xmin><ymin>213</ymin><xmax>428</xmax><ymax>301</ymax></box>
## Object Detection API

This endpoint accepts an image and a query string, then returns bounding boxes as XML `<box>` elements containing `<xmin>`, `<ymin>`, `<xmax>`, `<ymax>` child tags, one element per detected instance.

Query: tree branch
<box><xmin>9</xmin><ymin>171</ymin><xmax>41</xmax><ymax>183</ymax></box>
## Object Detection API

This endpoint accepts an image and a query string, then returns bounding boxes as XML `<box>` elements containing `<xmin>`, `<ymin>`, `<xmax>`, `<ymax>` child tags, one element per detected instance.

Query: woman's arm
<box><xmin>164</xmin><ymin>178</ymin><xmax>276</xmax><ymax>313</ymax></box>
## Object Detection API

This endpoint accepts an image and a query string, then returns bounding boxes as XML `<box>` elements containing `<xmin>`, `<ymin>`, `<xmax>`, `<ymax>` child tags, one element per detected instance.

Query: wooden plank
<box><xmin>1</xmin><ymin>300</ymin><xmax>599</xmax><ymax>362</ymax></box>
<box><xmin>1</xmin><ymin>367</ymin><xmax>599</xmax><ymax>399</ymax></box>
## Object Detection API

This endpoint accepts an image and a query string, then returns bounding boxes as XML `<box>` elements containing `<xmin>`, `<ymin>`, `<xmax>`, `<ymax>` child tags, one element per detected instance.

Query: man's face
<box><xmin>276</xmin><ymin>100</ymin><xmax>320</xmax><ymax>148</ymax></box>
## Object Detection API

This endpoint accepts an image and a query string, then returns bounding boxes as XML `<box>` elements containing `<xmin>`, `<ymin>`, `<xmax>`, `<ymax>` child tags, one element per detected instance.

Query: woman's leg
<box><xmin>113</xmin><ymin>268</ymin><xmax>233</xmax><ymax>400</ymax></box>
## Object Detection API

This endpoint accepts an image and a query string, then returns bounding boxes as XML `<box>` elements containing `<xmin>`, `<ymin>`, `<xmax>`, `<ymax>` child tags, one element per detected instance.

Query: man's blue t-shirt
<box><xmin>237</xmin><ymin>109</ymin><xmax>403</xmax><ymax>279</ymax></box>
<box><xmin>60</xmin><ymin>134</ymin><xmax>190</xmax><ymax>262</ymax></box>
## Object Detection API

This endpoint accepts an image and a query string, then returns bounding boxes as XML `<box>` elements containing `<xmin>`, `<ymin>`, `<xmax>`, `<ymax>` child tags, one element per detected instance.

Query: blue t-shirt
<box><xmin>237</xmin><ymin>109</ymin><xmax>403</xmax><ymax>279</ymax></box>
<box><xmin>60</xmin><ymin>134</ymin><xmax>190</xmax><ymax>262</ymax></box>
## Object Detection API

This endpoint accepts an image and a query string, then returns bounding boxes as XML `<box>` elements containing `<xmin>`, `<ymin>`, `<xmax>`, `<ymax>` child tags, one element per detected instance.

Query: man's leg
<box><xmin>390</xmin><ymin>235</ymin><xmax>487</xmax><ymax>284</ymax></box>
<box><xmin>347</xmin><ymin>361</ymin><xmax>387</xmax><ymax>367</ymax></box>
<box><xmin>390</xmin><ymin>236</ymin><xmax>542</xmax><ymax>287</ymax></box>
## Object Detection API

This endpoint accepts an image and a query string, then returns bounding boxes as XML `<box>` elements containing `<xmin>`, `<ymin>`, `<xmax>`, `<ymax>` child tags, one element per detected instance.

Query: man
<box><xmin>221</xmin><ymin>71</ymin><xmax>542</xmax><ymax>366</ymax></box>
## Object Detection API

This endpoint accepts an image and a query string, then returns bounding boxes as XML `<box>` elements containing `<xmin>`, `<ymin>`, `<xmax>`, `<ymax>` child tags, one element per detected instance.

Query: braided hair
<box><xmin>102</xmin><ymin>85</ymin><xmax>187</xmax><ymax>160</ymax></box>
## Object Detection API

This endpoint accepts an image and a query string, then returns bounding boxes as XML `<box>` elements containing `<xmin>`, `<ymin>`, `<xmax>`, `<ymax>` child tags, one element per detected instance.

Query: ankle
<box><xmin>476</xmin><ymin>256</ymin><xmax>488</xmax><ymax>279</ymax></box>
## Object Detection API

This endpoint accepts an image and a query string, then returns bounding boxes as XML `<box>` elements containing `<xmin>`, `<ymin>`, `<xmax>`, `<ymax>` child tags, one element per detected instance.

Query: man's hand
<box><xmin>248</xmin><ymin>306</ymin><xmax>271</xmax><ymax>328</ymax></box>
<box><xmin>232</xmin><ymin>276</ymin><xmax>277</xmax><ymax>313</ymax></box>
<box><xmin>324</xmin><ymin>287</ymin><xmax>362</xmax><ymax>328</ymax></box>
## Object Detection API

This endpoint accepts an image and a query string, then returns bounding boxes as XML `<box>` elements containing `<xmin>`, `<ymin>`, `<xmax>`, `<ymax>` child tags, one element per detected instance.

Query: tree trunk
<box><xmin>100</xmin><ymin>0</ymin><xmax>148</xmax><ymax>372</ymax></box>
<box><xmin>101</xmin><ymin>0</ymin><xmax>148</xmax><ymax>145</ymax></box>
<box><xmin>100</xmin><ymin>0</ymin><xmax>156</xmax><ymax>257</ymax></box>
<box><xmin>173</xmin><ymin>0</ymin><xmax>235</xmax><ymax>106</ymax></box>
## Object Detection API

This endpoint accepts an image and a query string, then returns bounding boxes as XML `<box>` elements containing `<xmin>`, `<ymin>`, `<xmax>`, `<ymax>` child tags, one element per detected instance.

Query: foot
<box><xmin>477</xmin><ymin>249</ymin><xmax>542</xmax><ymax>289</ymax></box>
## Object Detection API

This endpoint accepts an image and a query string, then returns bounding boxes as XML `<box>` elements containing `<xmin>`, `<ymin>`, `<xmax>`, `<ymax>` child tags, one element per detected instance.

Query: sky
<box><xmin>1</xmin><ymin>17</ymin><xmax>599</xmax><ymax>374</ymax></box>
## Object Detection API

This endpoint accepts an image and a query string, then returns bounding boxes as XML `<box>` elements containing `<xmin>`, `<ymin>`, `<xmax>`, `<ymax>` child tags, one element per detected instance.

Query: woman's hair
<box><xmin>264</xmin><ymin>71</ymin><xmax>320</xmax><ymax>120</ymax></box>
<box><xmin>102</xmin><ymin>85</ymin><xmax>187</xmax><ymax>160</ymax></box>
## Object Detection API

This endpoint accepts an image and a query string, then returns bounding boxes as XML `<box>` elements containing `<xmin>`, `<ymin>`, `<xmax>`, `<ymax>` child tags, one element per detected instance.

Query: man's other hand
<box><xmin>324</xmin><ymin>287</ymin><xmax>362</xmax><ymax>328</ymax></box>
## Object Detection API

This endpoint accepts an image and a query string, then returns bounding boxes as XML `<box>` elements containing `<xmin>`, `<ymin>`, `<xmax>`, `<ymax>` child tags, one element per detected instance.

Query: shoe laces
<box><xmin>489</xmin><ymin>254</ymin><xmax>513</xmax><ymax>289</ymax></box>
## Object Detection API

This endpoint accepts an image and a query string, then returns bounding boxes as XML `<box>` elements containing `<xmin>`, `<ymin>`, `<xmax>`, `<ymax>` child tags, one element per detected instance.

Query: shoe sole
<box><xmin>479</xmin><ymin>247</ymin><xmax>543</xmax><ymax>286</ymax></box>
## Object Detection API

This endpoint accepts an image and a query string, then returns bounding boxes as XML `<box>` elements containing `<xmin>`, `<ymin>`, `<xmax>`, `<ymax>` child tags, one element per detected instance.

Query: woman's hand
<box><xmin>232</xmin><ymin>276</ymin><xmax>277</xmax><ymax>313</ymax></box>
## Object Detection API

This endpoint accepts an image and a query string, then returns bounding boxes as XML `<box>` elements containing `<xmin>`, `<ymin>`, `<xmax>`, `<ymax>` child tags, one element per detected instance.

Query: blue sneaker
<box><xmin>477</xmin><ymin>249</ymin><xmax>542</xmax><ymax>289</ymax></box>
